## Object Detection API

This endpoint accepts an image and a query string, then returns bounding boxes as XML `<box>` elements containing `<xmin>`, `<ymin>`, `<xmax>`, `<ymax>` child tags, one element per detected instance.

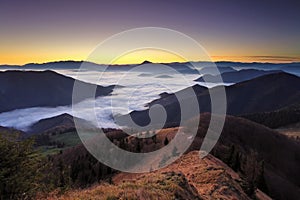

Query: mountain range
<box><xmin>1</xmin><ymin>60</ymin><xmax>300</xmax><ymax>75</ymax></box>
<box><xmin>116</xmin><ymin>72</ymin><xmax>300</xmax><ymax>127</ymax></box>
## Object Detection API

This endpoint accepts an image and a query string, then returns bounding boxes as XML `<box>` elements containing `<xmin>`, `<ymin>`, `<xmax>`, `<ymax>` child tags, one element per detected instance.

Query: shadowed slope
<box><xmin>187</xmin><ymin>113</ymin><xmax>300</xmax><ymax>200</ymax></box>
<box><xmin>27</xmin><ymin>113</ymin><xmax>96</xmax><ymax>135</ymax></box>
<box><xmin>116</xmin><ymin>72</ymin><xmax>300</xmax><ymax>127</ymax></box>
<box><xmin>195</xmin><ymin>69</ymin><xmax>281</xmax><ymax>83</ymax></box>
<box><xmin>0</xmin><ymin>70</ymin><xmax>115</xmax><ymax>113</ymax></box>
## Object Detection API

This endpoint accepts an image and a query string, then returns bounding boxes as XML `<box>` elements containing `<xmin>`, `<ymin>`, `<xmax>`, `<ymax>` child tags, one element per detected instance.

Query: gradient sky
<box><xmin>1</xmin><ymin>0</ymin><xmax>300</xmax><ymax>64</ymax></box>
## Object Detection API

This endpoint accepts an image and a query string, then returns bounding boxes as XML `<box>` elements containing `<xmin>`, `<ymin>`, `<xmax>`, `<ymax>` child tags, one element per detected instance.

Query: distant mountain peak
<box><xmin>140</xmin><ymin>60</ymin><xmax>153</xmax><ymax>65</ymax></box>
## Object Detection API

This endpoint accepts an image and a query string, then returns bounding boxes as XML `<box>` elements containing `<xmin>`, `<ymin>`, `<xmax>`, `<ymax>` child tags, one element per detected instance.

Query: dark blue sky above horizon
<box><xmin>1</xmin><ymin>0</ymin><xmax>300</xmax><ymax>64</ymax></box>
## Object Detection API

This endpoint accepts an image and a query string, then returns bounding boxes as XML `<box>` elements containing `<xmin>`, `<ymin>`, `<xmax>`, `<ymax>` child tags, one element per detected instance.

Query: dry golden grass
<box><xmin>46</xmin><ymin>151</ymin><xmax>272</xmax><ymax>200</ymax></box>
<box><xmin>113</xmin><ymin>151</ymin><xmax>270</xmax><ymax>200</ymax></box>
<box><xmin>158</xmin><ymin>151</ymin><xmax>250</xmax><ymax>200</ymax></box>
<box><xmin>44</xmin><ymin>171</ymin><xmax>199</xmax><ymax>200</ymax></box>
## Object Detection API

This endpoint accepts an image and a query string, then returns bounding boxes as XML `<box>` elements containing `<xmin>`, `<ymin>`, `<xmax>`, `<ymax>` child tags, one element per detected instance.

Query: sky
<box><xmin>0</xmin><ymin>0</ymin><xmax>300</xmax><ymax>65</ymax></box>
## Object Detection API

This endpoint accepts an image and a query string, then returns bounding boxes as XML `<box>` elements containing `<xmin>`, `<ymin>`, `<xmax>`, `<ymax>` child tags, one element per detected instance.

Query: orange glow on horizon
<box><xmin>1</xmin><ymin>54</ymin><xmax>299</xmax><ymax>66</ymax></box>
<box><xmin>110</xmin><ymin>49</ymin><xmax>187</xmax><ymax>65</ymax></box>
<box><xmin>211</xmin><ymin>56</ymin><xmax>300</xmax><ymax>63</ymax></box>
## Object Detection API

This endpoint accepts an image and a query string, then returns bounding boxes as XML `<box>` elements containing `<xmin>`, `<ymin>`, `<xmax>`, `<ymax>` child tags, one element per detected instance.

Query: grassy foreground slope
<box><xmin>45</xmin><ymin>151</ymin><xmax>270</xmax><ymax>200</ymax></box>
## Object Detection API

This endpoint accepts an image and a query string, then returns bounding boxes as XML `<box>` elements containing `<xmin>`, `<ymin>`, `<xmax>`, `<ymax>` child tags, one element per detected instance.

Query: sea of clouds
<box><xmin>0</xmin><ymin>69</ymin><xmax>231</xmax><ymax>131</ymax></box>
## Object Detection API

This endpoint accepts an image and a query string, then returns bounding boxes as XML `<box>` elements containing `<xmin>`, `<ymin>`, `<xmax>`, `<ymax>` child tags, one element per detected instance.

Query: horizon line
<box><xmin>1</xmin><ymin>58</ymin><xmax>300</xmax><ymax>67</ymax></box>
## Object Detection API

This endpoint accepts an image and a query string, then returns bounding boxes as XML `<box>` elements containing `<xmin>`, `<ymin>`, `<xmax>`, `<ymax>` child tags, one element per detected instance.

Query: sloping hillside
<box><xmin>46</xmin><ymin>151</ymin><xmax>268</xmax><ymax>200</ymax></box>
<box><xmin>0</xmin><ymin>70</ymin><xmax>115</xmax><ymax>113</ymax></box>
<box><xmin>117</xmin><ymin>72</ymin><xmax>300</xmax><ymax>127</ymax></box>
<box><xmin>28</xmin><ymin>113</ymin><xmax>96</xmax><ymax>135</ymax></box>
<box><xmin>241</xmin><ymin>103</ymin><xmax>300</xmax><ymax>128</ymax></box>
<box><xmin>41</xmin><ymin>113</ymin><xmax>300</xmax><ymax>199</ymax></box>
<box><xmin>195</xmin><ymin>69</ymin><xmax>281</xmax><ymax>83</ymax></box>
<box><xmin>186</xmin><ymin>113</ymin><xmax>300</xmax><ymax>200</ymax></box>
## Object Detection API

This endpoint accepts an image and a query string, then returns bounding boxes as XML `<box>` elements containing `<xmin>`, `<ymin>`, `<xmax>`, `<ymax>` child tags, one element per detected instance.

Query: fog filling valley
<box><xmin>0</xmin><ymin>69</ymin><xmax>232</xmax><ymax>131</ymax></box>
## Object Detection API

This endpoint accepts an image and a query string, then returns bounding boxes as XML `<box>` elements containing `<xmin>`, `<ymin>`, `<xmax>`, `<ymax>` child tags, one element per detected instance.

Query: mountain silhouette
<box><xmin>140</xmin><ymin>60</ymin><xmax>153</xmax><ymax>65</ymax></box>
<box><xmin>0</xmin><ymin>70</ymin><xmax>115</xmax><ymax>113</ymax></box>
<box><xmin>27</xmin><ymin>113</ymin><xmax>96</xmax><ymax>135</ymax></box>
<box><xmin>195</xmin><ymin>69</ymin><xmax>281</xmax><ymax>83</ymax></box>
<box><xmin>116</xmin><ymin>72</ymin><xmax>300</xmax><ymax>127</ymax></box>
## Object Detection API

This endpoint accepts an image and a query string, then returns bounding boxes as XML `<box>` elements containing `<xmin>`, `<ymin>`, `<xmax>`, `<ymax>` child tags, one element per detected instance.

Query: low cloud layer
<box><xmin>0</xmin><ymin>69</ymin><xmax>223</xmax><ymax>131</ymax></box>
